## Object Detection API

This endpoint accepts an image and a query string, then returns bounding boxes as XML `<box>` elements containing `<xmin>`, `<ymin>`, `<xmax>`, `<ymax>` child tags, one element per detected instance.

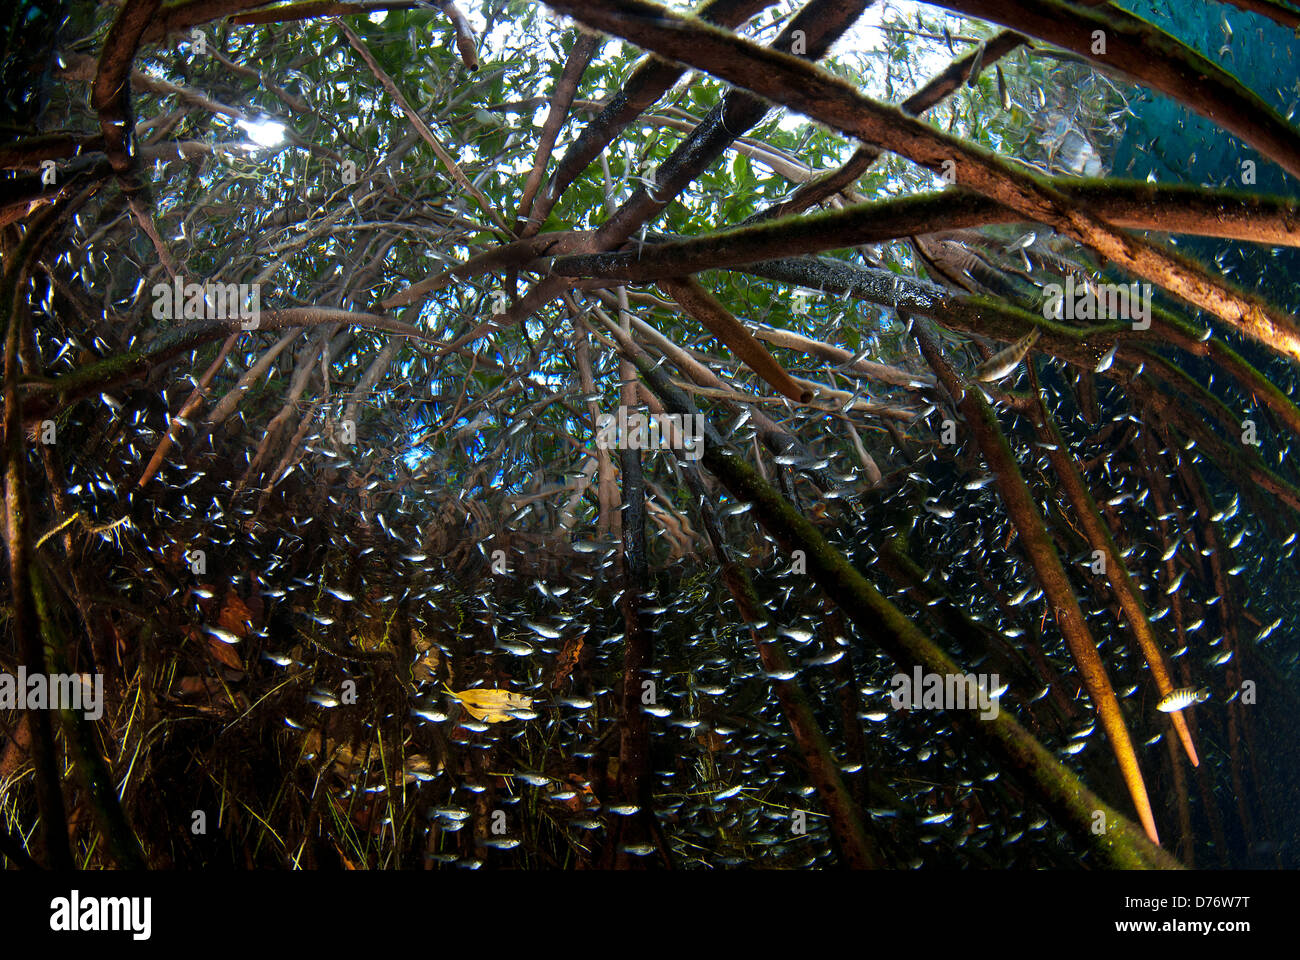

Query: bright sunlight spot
<box><xmin>237</xmin><ymin>116</ymin><xmax>287</xmax><ymax>149</ymax></box>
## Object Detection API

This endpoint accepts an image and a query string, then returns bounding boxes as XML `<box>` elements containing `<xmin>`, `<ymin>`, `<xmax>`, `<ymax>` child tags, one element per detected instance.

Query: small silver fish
<box><xmin>923</xmin><ymin>497</ymin><xmax>955</xmax><ymax>518</ymax></box>
<box><xmin>1255</xmin><ymin>617</ymin><xmax>1282</xmax><ymax>642</ymax></box>
<box><xmin>966</xmin><ymin>39</ymin><xmax>986</xmax><ymax>87</ymax></box>
<box><xmin>1156</xmin><ymin>686</ymin><xmax>1210</xmax><ymax>712</ymax></box>
<box><xmin>975</xmin><ymin>329</ymin><xmax>1040</xmax><ymax>381</ymax></box>
<box><xmin>204</xmin><ymin>625</ymin><xmax>241</xmax><ymax>645</ymax></box>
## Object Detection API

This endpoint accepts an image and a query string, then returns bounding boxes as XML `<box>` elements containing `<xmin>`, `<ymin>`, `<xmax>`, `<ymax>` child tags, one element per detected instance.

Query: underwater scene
<box><xmin>1</xmin><ymin>0</ymin><xmax>1299</xmax><ymax>878</ymax></box>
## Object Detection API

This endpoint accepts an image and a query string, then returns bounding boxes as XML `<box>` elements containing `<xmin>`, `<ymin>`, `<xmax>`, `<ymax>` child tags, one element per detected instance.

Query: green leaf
<box><xmin>734</xmin><ymin>151</ymin><xmax>753</xmax><ymax>190</ymax></box>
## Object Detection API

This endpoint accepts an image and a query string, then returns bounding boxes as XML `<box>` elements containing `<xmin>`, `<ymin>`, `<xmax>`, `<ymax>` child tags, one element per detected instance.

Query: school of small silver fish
<box><xmin>4</xmin><ymin>0</ymin><xmax>1297</xmax><ymax>872</ymax></box>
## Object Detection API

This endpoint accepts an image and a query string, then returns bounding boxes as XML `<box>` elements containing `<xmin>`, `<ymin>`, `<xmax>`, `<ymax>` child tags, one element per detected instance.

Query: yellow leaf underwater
<box><xmin>443</xmin><ymin>684</ymin><xmax>533</xmax><ymax>723</ymax></box>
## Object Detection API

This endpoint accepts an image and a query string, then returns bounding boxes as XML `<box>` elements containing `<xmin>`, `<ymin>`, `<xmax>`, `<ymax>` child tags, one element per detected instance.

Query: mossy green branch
<box><xmin>552</xmin><ymin>182</ymin><xmax>1300</xmax><ymax>283</ymax></box>
<box><xmin>3</xmin><ymin>201</ymin><xmax>76</xmax><ymax>869</ymax></box>
<box><xmin>1029</xmin><ymin>365</ymin><xmax>1200</xmax><ymax>771</ymax></box>
<box><xmin>31</xmin><ymin>563</ymin><xmax>148</xmax><ymax>868</ymax></box>
<box><xmin>936</xmin><ymin>0</ymin><xmax>1300</xmax><ymax>179</ymax></box>
<box><xmin>624</xmin><ymin>345</ymin><xmax>1181</xmax><ymax>868</ymax></box>
<box><xmin>716</xmin><ymin>555</ymin><xmax>883</xmax><ymax>868</ymax></box>
<box><xmin>549</xmin><ymin>0</ymin><xmax>1300</xmax><ymax>364</ymax></box>
<box><xmin>916</xmin><ymin>321</ymin><xmax>1162</xmax><ymax>847</ymax></box>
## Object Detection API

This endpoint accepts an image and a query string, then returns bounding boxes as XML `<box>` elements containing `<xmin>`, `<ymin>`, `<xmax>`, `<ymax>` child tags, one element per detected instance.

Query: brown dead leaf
<box><xmin>177</xmin><ymin>676</ymin><xmax>213</xmax><ymax>697</ymax></box>
<box><xmin>697</xmin><ymin>729</ymin><xmax>727</xmax><ymax>754</ymax></box>
<box><xmin>208</xmin><ymin>637</ymin><xmax>244</xmax><ymax>670</ymax></box>
<box><xmin>550</xmin><ymin>633</ymin><xmax>584</xmax><ymax>689</ymax></box>
<box><xmin>553</xmin><ymin>773</ymin><xmax>597</xmax><ymax>813</ymax></box>
<box><xmin>444</xmin><ymin>685</ymin><xmax>532</xmax><ymax>723</ymax></box>
<box><xmin>217</xmin><ymin>589</ymin><xmax>255</xmax><ymax>638</ymax></box>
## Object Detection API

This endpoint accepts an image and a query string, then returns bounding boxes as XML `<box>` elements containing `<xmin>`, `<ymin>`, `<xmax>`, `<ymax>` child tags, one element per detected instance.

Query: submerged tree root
<box><xmin>624</xmin><ymin>340</ymin><xmax>1181</xmax><ymax>869</ymax></box>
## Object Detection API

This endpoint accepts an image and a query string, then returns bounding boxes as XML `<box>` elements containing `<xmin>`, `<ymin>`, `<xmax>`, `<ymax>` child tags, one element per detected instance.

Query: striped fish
<box><xmin>975</xmin><ymin>328</ymin><xmax>1040</xmax><ymax>381</ymax></box>
<box><xmin>1156</xmin><ymin>686</ymin><xmax>1210</xmax><ymax>713</ymax></box>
